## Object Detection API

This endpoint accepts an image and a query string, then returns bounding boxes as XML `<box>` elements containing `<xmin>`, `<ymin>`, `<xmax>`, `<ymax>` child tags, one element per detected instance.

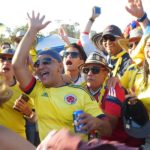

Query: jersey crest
<box><xmin>64</xmin><ymin>94</ymin><xmax>77</xmax><ymax>105</ymax></box>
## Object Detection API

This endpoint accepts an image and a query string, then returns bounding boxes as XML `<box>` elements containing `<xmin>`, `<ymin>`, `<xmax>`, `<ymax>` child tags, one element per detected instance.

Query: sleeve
<box><xmin>105</xmin><ymin>84</ymin><xmax>125</xmax><ymax>117</ymax></box>
<box><xmin>22</xmin><ymin>77</ymin><xmax>39</xmax><ymax>103</ymax></box>
<box><xmin>80</xmin><ymin>32</ymin><xmax>99</xmax><ymax>56</ymax></box>
<box><xmin>120</xmin><ymin>68</ymin><xmax>130</xmax><ymax>89</ymax></box>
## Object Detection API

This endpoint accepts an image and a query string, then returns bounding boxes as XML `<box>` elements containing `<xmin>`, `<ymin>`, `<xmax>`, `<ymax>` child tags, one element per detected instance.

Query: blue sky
<box><xmin>1</xmin><ymin>0</ymin><xmax>150</xmax><ymax>34</ymax></box>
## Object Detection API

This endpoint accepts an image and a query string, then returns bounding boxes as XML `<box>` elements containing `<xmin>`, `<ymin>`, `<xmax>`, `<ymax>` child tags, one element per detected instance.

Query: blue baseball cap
<box><xmin>37</xmin><ymin>50</ymin><xmax>62</xmax><ymax>63</ymax></box>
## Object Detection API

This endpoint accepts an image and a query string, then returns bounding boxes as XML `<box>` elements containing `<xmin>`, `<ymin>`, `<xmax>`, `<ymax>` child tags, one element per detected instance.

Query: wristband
<box><xmin>137</xmin><ymin>12</ymin><xmax>147</xmax><ymax>22</ymax></box>
<box><xmin>24</xmin><ymin>111</ymin><xmax>34</xmax><ymax>119</ymax></box>
<box><xmin>89</xmin><ymin>17</ymin><xmax>95</xmax><ymax>23</ymax></box>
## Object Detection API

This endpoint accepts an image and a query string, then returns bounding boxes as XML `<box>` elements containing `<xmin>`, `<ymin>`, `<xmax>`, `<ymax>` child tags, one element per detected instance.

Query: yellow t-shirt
<box><xmin>0</xmin><ymin>83</ymin><xmax>34</xmax><ymax>138</ymax></box>
<box><xmin>120</xmin><ymin>64</ymin><xmax>139</xmax><ymax>90</ymax></box>
<box><xmin>28</xmin><ymin>81</ymin><xmax>103</xmax><ymax>140</ymax></box>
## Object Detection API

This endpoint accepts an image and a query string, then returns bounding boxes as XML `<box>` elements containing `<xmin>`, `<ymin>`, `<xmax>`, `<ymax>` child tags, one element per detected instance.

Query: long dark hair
<box><xmin>143</xmin><ymin>59</ymin><xmax>149</xmax><ymax>88</ymax></box>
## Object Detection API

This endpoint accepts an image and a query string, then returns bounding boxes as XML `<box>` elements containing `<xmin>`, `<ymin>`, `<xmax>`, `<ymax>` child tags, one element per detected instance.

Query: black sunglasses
<box><xmin>34</xmin><ymin>57</ymin><xmax>52</xmax><ymax>68</ymax></box>
<box><xmin>128</xmin><ymin>41</ymin><xmax>139</xmax><ymax>49</ymax></box>
<box><xmin>102</xmin><ymin>35</ymin><xmax>116</xmax><ymax>42</ymax></box>
<box><xmin>0</xmin><ymin>56</ymin><xmax>12</xmax><ymax>63</ymax></box>
<box><xmin>82</xmin><ymin>66</ymin><xmax>101</xmax><ymax>74</ymax></box>
<box><xmin>63</xmin><ymin>51</ymin><xmax>79</xmax><ymax>58</ymax></box>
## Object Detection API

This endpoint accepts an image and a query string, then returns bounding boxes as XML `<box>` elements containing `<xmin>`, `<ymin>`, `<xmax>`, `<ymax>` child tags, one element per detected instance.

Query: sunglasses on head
<box><xmin>102</xmin><ymin>35</ymin><xmax>116</xmax><ymax>42</ymax></box>
<box><xmin>0</xmin><ymin>56</ymin><xmax>12</xmax><ymax>63</ymax></box>
<box><xmin>34</xmin><ymin>57</ymin><xmax>52</xmax><ymax>68</ymax></box>
<box><xmin>63</xmin><ymin>51</ymin><xmax>80</xmax><ymax>58</ymax></box>
<box><xmin>82</xmin><ymin>66</ymin><xmax>101</xmax><ymax>74</ymax></box>
<box><xmin>128</xmin><ymin>41</ymin><xmax>139</xmax><ymax>49</ymax></box>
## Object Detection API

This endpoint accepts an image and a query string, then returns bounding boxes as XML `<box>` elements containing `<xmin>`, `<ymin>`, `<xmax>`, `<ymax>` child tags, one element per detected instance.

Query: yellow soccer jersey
<box><xmin>0</xmin><ymin>83</ymin><xmax>34</xmax><ymax>138</ymax></box>
<box><xmin>28</xmin><ymin>81</ymin><xmax>103</xmax><ymax>140</ymax></box>
<box><xmin>120</xmin><ymin>64</ymin><xmax>139</xmax><ymax>90</ymax></box>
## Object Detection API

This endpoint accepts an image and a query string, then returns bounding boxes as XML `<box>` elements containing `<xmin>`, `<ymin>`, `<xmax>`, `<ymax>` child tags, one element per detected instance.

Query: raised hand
<box><xmin>58</xmin><ymin>26</ymin><xmax>70</xmax><ymax>45</ymax></box>
<box><xmin>27</xmin><ymin>11</ymin><xmax>51</xmax><ymax>33</ymax></box>
<box><xmin>125</xmin><ymin>0</ymin><xmax>144</xmax><ymax>18</ymax></box>
<box><xmin>91</xmin><ymin>6</ymin><xmax>101</xmax><ymax>20</ymax></box>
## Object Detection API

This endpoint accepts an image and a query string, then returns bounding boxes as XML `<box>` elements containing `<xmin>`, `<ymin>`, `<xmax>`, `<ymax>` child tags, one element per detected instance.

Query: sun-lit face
<box><xmin>0</xmin><ymin>55</ymin><xmax>14</xmax><ymax>79</ymax></box>
<box><xmin>63</xmin><ymin>47</ymin><xmax>84</xmax><ymax>73</ymax></box>
<box><xmin>144</xmin><ymin>37</ymin><xmax>150</xmax><ymax>65</ymax></box>
<box><xmin>128</xmin><ymin>39</ymin><xmax>140</xmax><ymax>56</ymax></box>
<box><xmin>102</xmin><ymin>35</ymin><xmax>122</xmax><ymax>55</ymax></box>
<box><xmin>81</xmin><ymin>63</ymin><xmax>109</xmax><ymax>91</ymax></box>
<box><xmin>34</xmin><ymin>55</ymin><xmax>62</xmax><ymax>87</ymax></box>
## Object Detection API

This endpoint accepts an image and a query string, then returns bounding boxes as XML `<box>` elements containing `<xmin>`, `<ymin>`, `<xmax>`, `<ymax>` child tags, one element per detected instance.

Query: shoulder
<box><xmin>67</xmin><ymin>84</ymin><xmax>95</xmax><ymax>100</ymax></box>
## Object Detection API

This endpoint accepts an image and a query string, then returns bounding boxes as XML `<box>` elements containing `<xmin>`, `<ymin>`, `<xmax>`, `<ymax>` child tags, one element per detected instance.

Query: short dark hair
<box><xmin>65</xmin><ymin>43</ymin><xmax>87</xmax><ymax>61</ymax></box>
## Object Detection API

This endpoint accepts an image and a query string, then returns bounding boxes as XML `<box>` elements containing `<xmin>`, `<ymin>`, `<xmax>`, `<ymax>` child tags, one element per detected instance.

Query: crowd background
<box><xmin>0</xmin><ymin>0</ymin><xmax>150</xmax><ymax>150</ymax></box>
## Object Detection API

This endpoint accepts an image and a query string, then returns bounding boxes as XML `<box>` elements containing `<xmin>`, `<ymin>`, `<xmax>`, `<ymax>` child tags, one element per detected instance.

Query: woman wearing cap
<box><xmin>0</xmin><ymin>48</ymin><xmax>36</xmax><ymax>138</ymax></box>
<box><xmin>80</xmin><ymin>51</ymin><xmax>144</xmax><ymax>147</ymax></box>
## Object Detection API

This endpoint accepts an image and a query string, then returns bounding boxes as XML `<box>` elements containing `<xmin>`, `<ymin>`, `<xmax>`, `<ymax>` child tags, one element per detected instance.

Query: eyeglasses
<box><xmin>63</xmin><ymin>51</ymin><xmax>80</xmax><ymax>58</ymax></box>
<box><xmin>0</xmin><ymin>57</ymin><xmax>12</xmax><ymax>63</ymax></box>
<box><xmin>34</xmin><ymin>57</ymin><xmax>52</xmax><ymax>68</ymax></box>
<box><xmin>102</xmin><ymin>35</ymin><xmax>116</xmax><ymax>42</ymax></box>
<box><xmin>82</xmin><ymin>66</ymin><xmax>101</xmax><ymax>74</ymax></box>
<box><xmin>128</xmin><ymin>41</ymin><xmax>139</xmax><ymax>49</ymax></box>
<box><xmin>1</xmin><ymin>46</ymin><xmax>10</xmax><ymax>50</ymax></box>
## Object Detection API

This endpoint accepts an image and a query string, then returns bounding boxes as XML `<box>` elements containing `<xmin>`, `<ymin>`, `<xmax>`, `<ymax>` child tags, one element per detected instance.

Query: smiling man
<box><xmin>94</xmin><ymin>25</ymin><xmax>132</xmax><ymax>77</ymax></box>
<box><xmin>12</xmin><ymin>12</ymin><xmax>112</xmax><ymax>141</ymax></box>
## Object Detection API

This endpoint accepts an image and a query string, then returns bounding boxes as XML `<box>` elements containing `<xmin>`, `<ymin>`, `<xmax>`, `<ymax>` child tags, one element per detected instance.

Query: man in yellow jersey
<box><xmin>0</xmin><ymin>48</ymin><xmax>36</xmax><ymax>138</ymax></box>
<box><xmin>12</xmin><ymin>11</ymin><xmax>112</xmax><ymax>141</ymax></box>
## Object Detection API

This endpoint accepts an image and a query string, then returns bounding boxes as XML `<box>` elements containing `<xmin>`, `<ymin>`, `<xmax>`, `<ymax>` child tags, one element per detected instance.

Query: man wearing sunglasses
<box><xmin>12</xmin><ymin>12</ymin><xmax>112</xmax><ymax>141</ymax></box>
<box><xmin>62</xmin><ymin>43</ymin><xmax>87</xmax><ymax>85</ymax></box>
<box><xmin>79</xmin><ymin>52</ymin><xmax>142</xmax><ymax>147</ymax></box>
<box><xmin>94</xmin><ymin>25</ymin><xmax>132</xmax><ymax>78</ymax></box>
<box><xmin>0</xmin><ymin>48</ymin><xmax>36</xmax><ymax>139</ymax></box>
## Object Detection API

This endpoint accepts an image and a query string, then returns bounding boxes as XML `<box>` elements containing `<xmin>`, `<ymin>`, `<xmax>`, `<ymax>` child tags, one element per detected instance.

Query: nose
<box><xmin>87</xmin><ymin>69</ymin><xmax>93</xmax><ymax>75</ymax></box>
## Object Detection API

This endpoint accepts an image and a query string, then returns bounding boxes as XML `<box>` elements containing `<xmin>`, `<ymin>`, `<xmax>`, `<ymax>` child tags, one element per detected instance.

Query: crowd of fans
<box><xmin>0</xmin><ymin>0</ymin><xmax>150</xmax><ymax>150</ymax></box>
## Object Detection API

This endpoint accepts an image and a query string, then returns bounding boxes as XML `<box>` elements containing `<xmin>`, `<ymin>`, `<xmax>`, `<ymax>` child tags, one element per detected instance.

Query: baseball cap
<box><xmin>102</xmin><ymin>25</ymin><xmax>122</xmax><ymax>37</ymax></box>
<box><xmin>129</xmin><ymin>27</ymin><xmax>143</xmax><ymax>42</ymax></box>
<box><xmin>118</xmin><ymin>27</ymin><xmax>143</xmax><ymax>48</ymax></box>
<box><xmin>37</xmin><ymin>50</ymin><xmax>62</xmax><ymax>63</ymax></box>
<box><xmin>79</xmin><ymin>52</ymin><xmax>112</xmax><ymax>71</ymax></box>
<box><xmin>0</xmin><ymin>48</ymin><xmax>15</xmax><ymax>57</ymax></box>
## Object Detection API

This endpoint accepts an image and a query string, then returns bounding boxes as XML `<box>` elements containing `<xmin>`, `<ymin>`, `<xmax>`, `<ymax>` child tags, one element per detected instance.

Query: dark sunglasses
<box><xmin>82</xmin><ymin>66</ymin><xmax>100</xmax><ymax>74</ymax></box>
<box><xmin>63</xmin><ymin>51</ymin><xmax>79</xmax><ymax>58</ymax></box>
<box><xmin>128</xmin><ymin>41</ymin><xmax>139</xmax><ymax>49</ymax></box>
<box><xmin>0</xmin><ymin>57</ymin><xmax>12</xmax><ymax>63</ymax></box>
<box><xmin>102</xmin><ymin>35</ymin><xmax>116</xmax><ymax>42</ymax></box>
<box><xmin>34</xmin><ymin>57</ymin><xmax>52</xmax><ymax>68</ymax></box>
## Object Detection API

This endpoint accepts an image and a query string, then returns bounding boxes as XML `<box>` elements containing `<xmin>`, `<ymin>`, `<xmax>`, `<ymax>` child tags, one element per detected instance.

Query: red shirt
<box><xmin>90</xmin><ymin>83</ymin><xmax>144</xmax><ymax>147</ymax></box>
